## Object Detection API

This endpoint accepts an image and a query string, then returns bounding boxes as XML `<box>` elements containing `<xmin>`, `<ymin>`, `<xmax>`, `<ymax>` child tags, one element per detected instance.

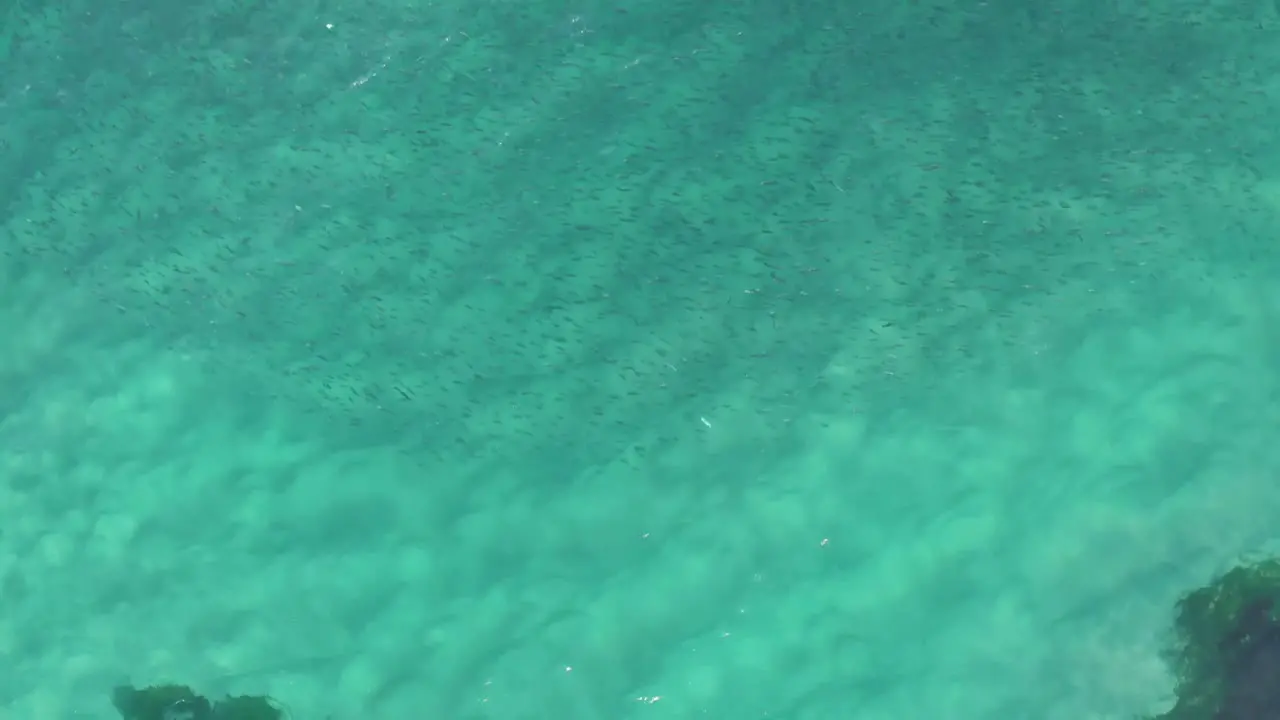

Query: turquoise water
<box><xmin>4</xmin><ymin>0</ymin><xmax>1280</xmax><ymax>717</ymax></box>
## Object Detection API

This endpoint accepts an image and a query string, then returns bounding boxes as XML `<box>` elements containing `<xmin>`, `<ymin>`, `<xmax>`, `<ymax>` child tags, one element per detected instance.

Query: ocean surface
<box><xmin>3</xmin><ymin>0</ymin><xmax>1280</xmax><ymax>717</ymax></box>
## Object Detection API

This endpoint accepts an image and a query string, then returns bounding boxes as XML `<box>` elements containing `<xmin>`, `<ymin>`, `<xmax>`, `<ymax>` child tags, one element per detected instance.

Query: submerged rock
<box><xmin>112</xmin><ymin>684</ymin><xmax>283</xmax><ymax>720</ymax></box>
<box><xmin>1152</xmin><ymin>559</ymin><xmax>1280</xmax><ymax>719</ymax></box>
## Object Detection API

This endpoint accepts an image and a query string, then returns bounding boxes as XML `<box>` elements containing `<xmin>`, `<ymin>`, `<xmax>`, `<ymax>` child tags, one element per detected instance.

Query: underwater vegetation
<box><xmin>112</xmin><ymin>684</ymin><xmax>284</xmax><ymax>720</ymax></box>
<box><xmin>1151</xmin><ymin>559</ymin><xmax>1280</xmax><ymax>720</ymax></box>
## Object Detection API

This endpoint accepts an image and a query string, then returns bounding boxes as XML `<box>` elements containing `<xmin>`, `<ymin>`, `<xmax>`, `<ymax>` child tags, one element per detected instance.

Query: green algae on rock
<box><xmin>112</xmin><ymin>684</ymin><xmax>284</xmax><ymax>720</ymax></box>
<box><xmin>1151</xmin><ymin>559</ymin><xmax>1280</xmax><ymax>720</ymax></box>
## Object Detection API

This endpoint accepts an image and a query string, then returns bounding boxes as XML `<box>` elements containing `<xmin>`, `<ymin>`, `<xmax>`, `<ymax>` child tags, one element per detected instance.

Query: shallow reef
<box><xmin>1151</xmin><ymin>559</ymin><xmax>1280</xmax><ymax>720</ymax></box>
<box><xmin>111</xmin><ymin>684</ymin><xmax>284</xmax><ymax>720</ymax></box>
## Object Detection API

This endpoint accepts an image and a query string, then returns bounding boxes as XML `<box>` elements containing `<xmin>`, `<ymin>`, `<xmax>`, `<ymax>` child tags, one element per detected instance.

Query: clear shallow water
<box><xmin>3</xmin><ymin>0</ymin><xmax>1280</xmax><ymax>717</ymax></box>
